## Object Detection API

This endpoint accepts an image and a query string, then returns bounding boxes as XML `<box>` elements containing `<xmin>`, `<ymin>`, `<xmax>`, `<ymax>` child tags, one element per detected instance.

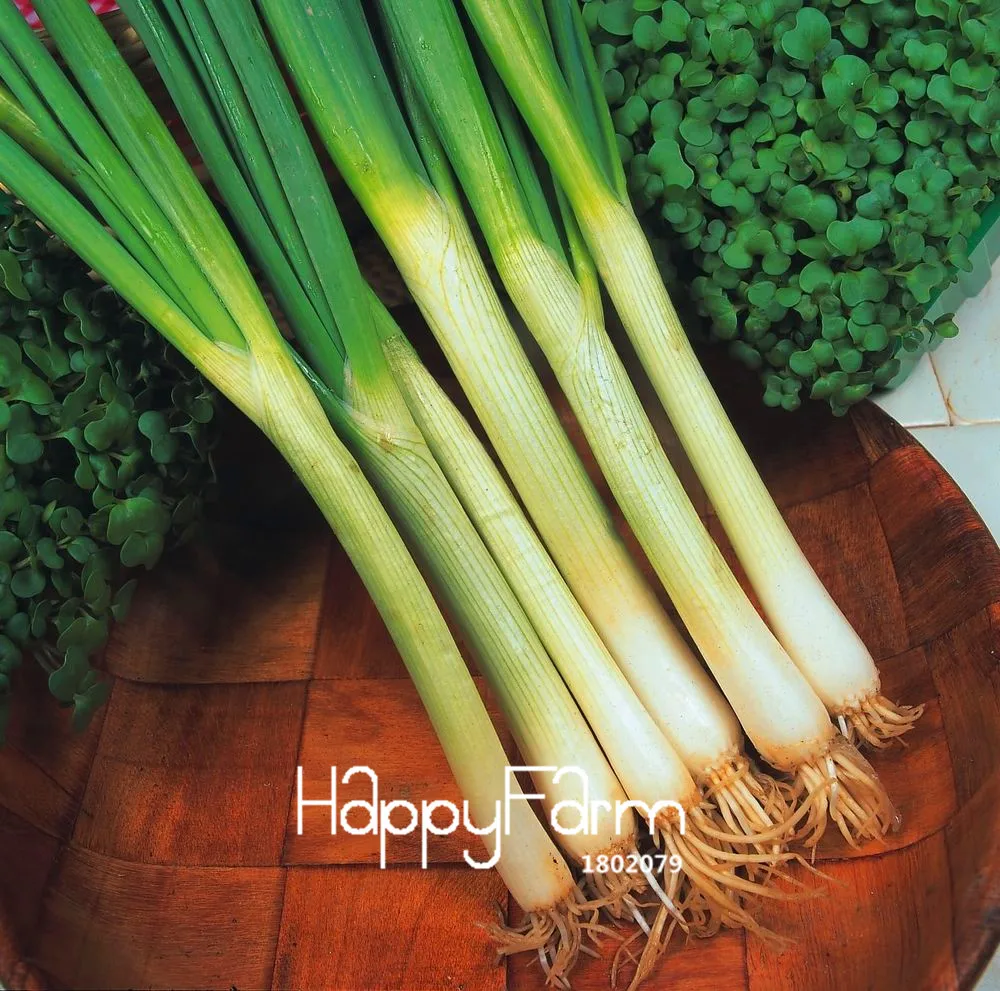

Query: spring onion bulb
<box><xmin>0</xmin><ymin>2</ymin><xmax>596</xmax><ymax>975</ymax></box>
<box><xmin>375</xmin><ymin>0</ymin><xmax>797</xmax><ymax>858</ymax></box>
<box><xmin>380</xmin><ymin>332</ymin><xmax>810</xmax><ymax>946</ymax></box>
<box><xmin>257</xmin><ymin>2</ymin><xmax>809</xmax><ymax>915</ymax></box>
<box><xmin>459</xmin><ymin>0</ymin><xmax>901</xmax><ymax>846</ymax></box>
<box><xmin>498</xmin><ymin>0</ymin><xmax>921</xmax><ymax>750</ymax></box>
<box><xmin>120</xmin><ymin>0</ymin><xmax>653</xmax><ymax>951</ymax></box>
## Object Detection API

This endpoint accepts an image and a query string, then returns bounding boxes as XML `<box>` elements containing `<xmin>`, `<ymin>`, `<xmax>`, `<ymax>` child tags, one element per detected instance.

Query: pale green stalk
<box><xmin>258</xmin><ymin>0</ymin><xmax>719</xmax><ymax>774</ymax></box>
<box><xmin>313</xmin><ymin>355</ymin><xmax>633</xmax><ymax>868</ymax></box>
<box><xmin>460</xmin><ymin>0</ymin><xmax>919</xmax><ymax>750</ymax></box>
<box><xmin>242</xmin><ymin>347</ymin><xmax>581</xmax><ymax>918</ymax></box>
<box><xmin>125</xmin><ymin>0</ymin><xmax>637</xmax><ymax>876</ymax></box>
<box><xmin>0</xmin><ymin>6</ymin><xmax>577</xmax><ymax>924</ymax></box>
<box><xmin>460</xmin><ymin>0</ymin><xmax>901</xmax><ymax>846</ymax></box>
<box><xmin>379</xmin><ymin>333</ymin><xmax>694</xmax><ymax>808</ymax></box>
<box><xmin>376</xmin><ymin>0</ymin><xmax>818</xmax><ymax>852</ymax></box>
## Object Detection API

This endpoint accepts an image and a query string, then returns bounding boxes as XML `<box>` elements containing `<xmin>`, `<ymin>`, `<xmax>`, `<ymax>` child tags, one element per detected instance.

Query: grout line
<box><xmin>876</xmin><ymin>356</ymin><xmax>952</xmax><ymax>429</ymax></box>
<box><xmin>914</xmin><ymin>421</ymin><xmax>1000</xmax><ymax>432</ymax></box>
<box><xmin>925</xmin><ymin>352</ymin><xmax>958</xmax><ymax>426</ymax></box>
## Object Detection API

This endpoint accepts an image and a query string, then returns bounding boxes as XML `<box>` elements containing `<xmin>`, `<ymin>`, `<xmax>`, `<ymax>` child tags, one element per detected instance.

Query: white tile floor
<box><xmin>875</xmin><ymin>258</ymin><xmax>1000</xmax><ymax>543</ymax></box>
<box><xmin>872</xmin><ymin>262</ymin><xmax>1000</xmax><ymax>991</ymax></box>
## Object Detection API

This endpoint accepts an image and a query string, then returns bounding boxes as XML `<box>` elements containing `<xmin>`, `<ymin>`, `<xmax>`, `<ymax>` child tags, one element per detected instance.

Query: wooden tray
<box><xmin>0</xmin><ymin>343</ymin><xmax>998</xmax><ymax>991</ymax></box>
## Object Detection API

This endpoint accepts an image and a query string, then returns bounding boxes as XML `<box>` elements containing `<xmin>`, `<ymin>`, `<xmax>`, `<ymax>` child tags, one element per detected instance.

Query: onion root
<box><xmin>790</xmin><ymin>733</ymin><xmax>900</xmax><ymax>849</ymax></box>
<box><xmin>485</xmin><ymin>887</ymin><xmax>618</xmax><ymax>988</ymax></box>
<box><xmin>837</xmin><ymin>692</ymin><xmax>925</xmax><ymax>749</ymax></box>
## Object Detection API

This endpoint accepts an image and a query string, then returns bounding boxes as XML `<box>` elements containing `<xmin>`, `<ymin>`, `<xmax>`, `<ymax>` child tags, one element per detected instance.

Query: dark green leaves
<box><xmin>5</xmin><ymin>403</ymin><xmax>43</xmax><ymax>465</ymax></box>
<box><xmin>840</xmin><ymin>7</ymin><xmax>871</xmax><ymax>49</ymax></box>
<box><xmin>822</xmin><ymin>55</ymin><xmax>871</xmax><ymax>106</ymax></box>
<box><xmin>106</xmin><ymin>496</ymin><xmax>169</xmax><ymax>570</ymax></box>
<box><xmin>826</xmin><ymin>217</ymin><xmax>886</xmax><ymax>256</ymax></box>
<box><xmin>0</xmin><ymin>193</ymin><xmax>217</xmax><ymax>737</ymax></box>
<box><xmin>799</xmin><ymin>260</ymin><xmax>835</xmax><ymax>293</ymax></box>
<box><xmin>138</xmin><ymin>409</ymin><xmax>181</xmax><ymax>464</ymax></box>
<box><xmin>0</xmin><ymin>250</ymin><xmax>29</xmax><ymax>301</ymax></box>
<box><xmin>714</xmin><ymin>73</ymin><xmax>759</xmax><ymax>108</ymax></box>
<box><xmin>781</xmin><ymin>186</ymin><xmax>838</xmax><ymax>233</ymax></box>
<box><xmin>710</xmin><ymin>28</ymin><xmax>754</xmax><ymax>68</ymax></box>
<box><xmin>48</xmin><ymin>643</ymin><xmax>97</xmax><ymax>702</ymax></box>
<box><xmin>106</xmin><ymin>496</ymin><xmax>170</xmax><ymax>544</ymax></box>
<box><xmin>632</xmin><ymin>15</ymin><xmax>660</xmax><ymax>51</ymax></box>
<box><xmin>950</xmin><ymin>57</ymin><xmax>998</xmax><ymax>93</ymax></box>
<box><xmin>660</xmin><ymin>1</ymin><xmax>692</xmax><ymax>43</ymax></box>
<box><xmin>800</xmin><ymin>130</ymin><xmax>847</xmax><ymax>175</ymax></box>
<box><xmin>647</xmin><ymin>138</ymin><xmax>695</xmax><ymax>187</ymax></box>
<box><xmin>679</xmin><ymin>117</ymin><xmax>714</xmax><ymax>147</ymax></box>
<box><xmin>903</xmin><ymin>39</ymin><xmax>948</xmax><ymax>72</ymax></box>
<box><xmin>70</xmin><ymin>671</ymin><xmax>111</xmax><ymax>733</ymax></box>
<box><xmin>11</xmin><ymin>567</ymin><xmax>45</xmax><ymax>599</ymax></box>
<box><xmin>585</xmin><ymin>0</ymin><xmax>998</xmax><ymax>412</ymax></box>
<box><xmin>780</xmin><ymin>8</ymin><xmax>832</xmax><ymax>64</ymax></box>
<box><xmin>838</xmin><ymin>268</ymin><xmax>890</xmax><ymax>306</ymax></box>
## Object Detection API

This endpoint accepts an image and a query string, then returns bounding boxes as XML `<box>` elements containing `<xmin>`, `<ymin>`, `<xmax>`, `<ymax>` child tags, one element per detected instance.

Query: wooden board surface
<box><xmin>0</xmin><ymin>349</ymin><xmax>998</xmax><ymax>991</ymax></box>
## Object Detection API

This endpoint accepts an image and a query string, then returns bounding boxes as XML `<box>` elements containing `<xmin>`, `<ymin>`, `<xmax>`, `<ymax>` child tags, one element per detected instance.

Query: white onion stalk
<box><xmin>259</xmin><ymin>0</ymin><xmax>804</xmax><ymax>879</ymax></box>
<box><xmin>0</xmin><ymin>3</ymin><xmax>600</xmax><ymax>977</ymax></box>
<box><xmin>473</xmin><ymin>0</ymin><xmax>921</xmax><ymax>751</ymax></box>
<box><xmin>460</xmin><ymin>0</ymin><xmax>904</xmax><ymax>847</ymax></box>
<box><xmin>375</xmin><ymin>0</ymin><xmax>794</xmax><ymax>854</ymax></box>
<box><xmin>122</xmin><ymin>0</ymin><xmax>639</xmax><ymax>912</ymax></box>
<box><xmin>590</xmin><ymin>203</ymin><xmax>923</xmax><ymax>750</ymax></box>
<box><xmin>381</xmin><ymin>331</ymin><xmax>804</xmax><ymax>942</ymax></box>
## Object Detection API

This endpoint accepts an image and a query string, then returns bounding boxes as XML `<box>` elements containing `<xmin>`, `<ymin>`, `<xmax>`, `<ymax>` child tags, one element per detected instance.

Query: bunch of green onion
<box><xmin>0</xmin><ymin>0</ymin><xmax>924</xmax><ymax>985</ymax></box>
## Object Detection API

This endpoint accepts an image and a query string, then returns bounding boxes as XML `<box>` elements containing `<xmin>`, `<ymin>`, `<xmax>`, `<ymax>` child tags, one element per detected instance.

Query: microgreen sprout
<box><xmin>0</xmin><ymin>193</ymin><xmax>215</xmax><ymax>739</ymax></box>
<box><xmin>584</xmin><ymin>0</ymin><xmax>999</xmax><ymax>412</ymax></box>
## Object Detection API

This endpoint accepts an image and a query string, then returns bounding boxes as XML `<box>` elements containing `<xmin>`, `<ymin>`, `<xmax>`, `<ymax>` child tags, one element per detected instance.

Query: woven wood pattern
<box><xmin>0</xmin><ymin>347</ymin><xmax>997</xmax><ymax>990</ymax></box>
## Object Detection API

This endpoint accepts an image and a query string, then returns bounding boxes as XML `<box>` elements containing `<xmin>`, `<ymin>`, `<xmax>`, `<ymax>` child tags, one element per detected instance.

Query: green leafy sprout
<box><xmin>0</xmin><ymin>192</ymin><xmax>216</xmax><ymax>740</ymax></box>
<box><xmin>583</xmin><ymin>0</ymin><xmax>995</xmax><ymax>412</ymax></box>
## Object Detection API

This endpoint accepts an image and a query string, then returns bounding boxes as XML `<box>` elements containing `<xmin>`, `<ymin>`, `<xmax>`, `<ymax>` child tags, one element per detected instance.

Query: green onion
<box><xmin>459</xmin><ymin>0</ymin><xmax>904</xmax><ymax>844</ymax></box>
<box><xmin>255</xmin><ymin>0</ymin><xmax>700</xmax><ymax>736</ymax></box>
<box><xmin>118</xmin><ymin>0</ymin><xmax>665</xmax><ymax>970</ymax></box>
<box><xmin>0</xmin><ymin>2</ymin><xmax>588</xmax><ymax>972</ymax></box>
<box><xmin>545</xmin><ymin>0</ymin><xmax>923</xmax><ymax>749</ymax></box>
<box><xmin>258</xmin><ymin>0</ymin><xmax>803</xmax><ymax>911</ymax></box>
<box><xmin>376</xmin><ymin>0</ymin><xmax>800</xmax><ymax>858</ymax></box>
<box><xmin>134</xmin><ymin>0</ymin><xmax>632</xmax><ymax>851</ymax></box>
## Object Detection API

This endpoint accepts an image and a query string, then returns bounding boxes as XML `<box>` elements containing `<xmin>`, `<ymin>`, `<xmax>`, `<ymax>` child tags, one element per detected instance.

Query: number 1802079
<box><xmin>580</xmin><ymin>851</ymin><xmax>683</xmax><ymax>875</ymax></box>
